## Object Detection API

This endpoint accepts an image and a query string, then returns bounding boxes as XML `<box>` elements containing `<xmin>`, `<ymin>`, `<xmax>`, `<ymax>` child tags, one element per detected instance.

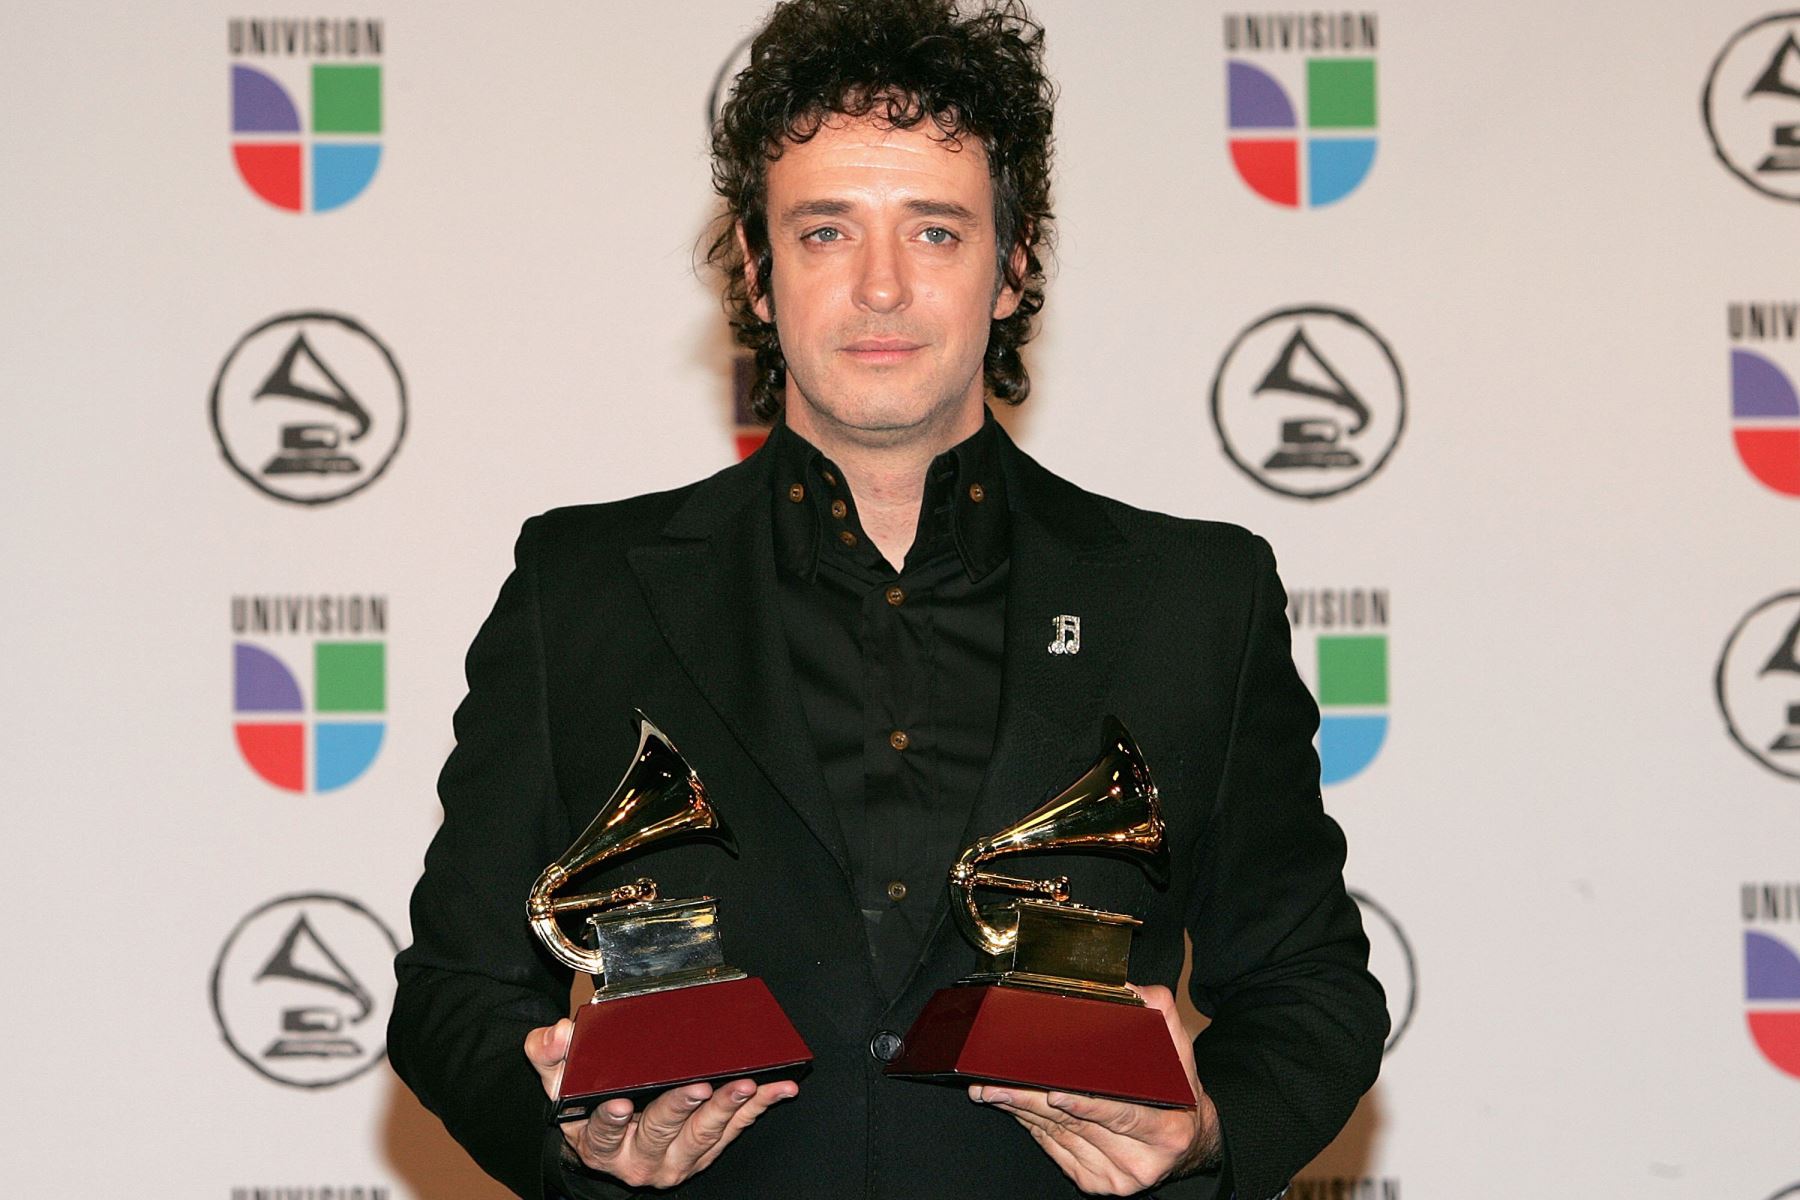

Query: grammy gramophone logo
<box><xmin>210</xmin><ymin>311</ymin><xmax>407</xmax><ymax>505</ymax></box>
<box><xmin>1704</xmin><ymin>12</ymin><xmax>1800</xmax><ymax>203</ymax></box>
<box><xmin>210</xmin><ymin>892</ymin><xmax>398</xmax><ymax>1088</ymax></box>
<box><xmin>1210</xmin><ymin>305</ymin><xmax>1405</xmax><ymax>499</ymax></box>
<box><xmin>1716</xmin><ymin>590</ymin><xmax>1800</xmax><ymax>782</ymax></box>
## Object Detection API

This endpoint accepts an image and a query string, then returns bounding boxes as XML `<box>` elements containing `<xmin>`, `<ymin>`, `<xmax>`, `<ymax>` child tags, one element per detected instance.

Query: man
<box><xmin>388</xmin><ymin>2</ymin><xmax>1386</xmax><ymax>1197</ymax></box>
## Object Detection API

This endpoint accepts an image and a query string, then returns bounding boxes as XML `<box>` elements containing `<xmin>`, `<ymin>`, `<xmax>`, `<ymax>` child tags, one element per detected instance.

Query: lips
<box><xmin>842</xmin><ymin>338</ymin><xmax>923</xmax><ymax>363</ymax></box>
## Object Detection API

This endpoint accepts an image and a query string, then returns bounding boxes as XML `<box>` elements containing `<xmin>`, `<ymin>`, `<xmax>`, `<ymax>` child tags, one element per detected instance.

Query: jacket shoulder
<box><xmin>519</xmin><ymin>449</ymin><xmax>765</xmax><ymax>562</ymax></box>
<box><xmin>1002</xmin><ymin>432</ymin><xmax>1271</xmax><ymax>574</ymax></box>
<box><xmin>526</xmin><ymin>483</ymin><xmax>697</xmax><ymax>554</ymax></box>
<box><xmin>1062</xmin><ymin>473</ymin><xmax>1274</xmax><ymax>578</ymax></box>
<box><xmin>1104</xmin><ymin>495</ymin><xmax>1266</xmax><ymax>560</ymax></box>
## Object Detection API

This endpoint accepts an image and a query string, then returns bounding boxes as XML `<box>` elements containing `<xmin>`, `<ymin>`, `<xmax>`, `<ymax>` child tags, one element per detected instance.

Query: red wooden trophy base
<box><xmin>884</xmin><ymin>983</ymin><xmax>1195</xmax><ymax>1109</ymax></box>
<box><xmin>553</xmin><ymin>976</ymin><xmax>812</xmax><ymax>1122</ymax></box>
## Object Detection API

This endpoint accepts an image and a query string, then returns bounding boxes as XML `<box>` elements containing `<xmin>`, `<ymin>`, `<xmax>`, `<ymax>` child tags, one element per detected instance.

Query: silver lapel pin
<box><xmin>1048</xmin><ymin>614</ymin><xmax>1081</xmax><ymax>656</ymax></box>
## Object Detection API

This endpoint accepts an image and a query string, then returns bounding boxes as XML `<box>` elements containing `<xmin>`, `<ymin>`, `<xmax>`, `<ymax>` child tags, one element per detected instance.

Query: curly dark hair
<box><xmin>706</xmin><ymin>0</ymin><xmax>1056</xmax><ymax>422</ymax></box>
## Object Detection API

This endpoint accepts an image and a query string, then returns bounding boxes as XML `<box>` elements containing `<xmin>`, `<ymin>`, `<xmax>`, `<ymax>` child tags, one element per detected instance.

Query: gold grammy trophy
<box><xmin>527</xmin><ymin>712</ymin><xmax>811</xmax><ymax>1122</ymax></box>
<box><xmin>885</xmin><ymin>716</ymin><xmax>1195</xmax><ymax>1108</ymax></box>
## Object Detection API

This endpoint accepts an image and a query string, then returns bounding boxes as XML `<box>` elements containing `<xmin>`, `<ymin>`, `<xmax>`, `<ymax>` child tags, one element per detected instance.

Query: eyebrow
<box><xmin>778</xmin><ymin>198</ymin><xmax>982</xmax><ymax>226</ymax></box>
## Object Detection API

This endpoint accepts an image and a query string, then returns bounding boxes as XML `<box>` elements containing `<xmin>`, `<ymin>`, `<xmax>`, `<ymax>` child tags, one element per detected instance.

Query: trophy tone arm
<box><xmin>527</xmin><ymin>863</ymin><xmax>660</xmax><ymax>975</ymax></box>
<box><xmin>948</xmin><ymin>846</ymin><xmax>1072</xmax><ymax>957</ymax></box>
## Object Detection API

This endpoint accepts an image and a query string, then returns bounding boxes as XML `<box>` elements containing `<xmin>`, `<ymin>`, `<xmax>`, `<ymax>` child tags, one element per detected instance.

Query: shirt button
<box><xmin>822</xmin><ymin>470</ymin><xmax>838</xmax><ymax>487</ymax></box>
<box><xmin>885</xmin><ymin>880</ymin><xmax>907</xmax><ymax>902</ymax></box>
<box><xmin>787</xmin><ymin>483</ymin><xmax>805</xmax><ymax>503</ymax></box>
<box><xmin>831</xmin><ymin>499</ymin><xmax>848</xmax><ymax>519</ymax></box>
<box><xmin>885</xmin><ymin>585</ymin><xmax>905</xmax><ymax>607</ymax></box>
<box><xmin>869</xmin><ymin>1030</ymin><xmax>905</xmax><ymax>1063</ymax></box>
<box><xmin>838</xmin><ymin>529</ymin><xmax>858</xmax><ymax>548</ymax></box>
<box><xmin>968</xmin><ymin>482</ymin><xmax>986</xmax><ymax>503</ymax></box>
<box><xmin>889</xmin><ymin>729</ymin><xmax>910</xmax><ymax>751</ymax></box>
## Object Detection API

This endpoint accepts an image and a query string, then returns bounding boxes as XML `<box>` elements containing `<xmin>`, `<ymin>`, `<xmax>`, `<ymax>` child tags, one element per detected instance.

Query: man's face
<box><xmin>749</xmin><ymin>113</ymin><xmax>1023</xmax><ymax>445</ymax></box>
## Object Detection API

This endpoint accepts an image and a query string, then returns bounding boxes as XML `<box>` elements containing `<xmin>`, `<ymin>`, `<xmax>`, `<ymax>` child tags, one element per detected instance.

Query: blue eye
<box><xmin>804</xmin><ymin>227</ymin><xmax>841</xmax><ymax>243</ymax></box>
<box><xmin>921</xmin><ymin>227</ymin><xmax>957</xmax><ymax>244</ymax></box>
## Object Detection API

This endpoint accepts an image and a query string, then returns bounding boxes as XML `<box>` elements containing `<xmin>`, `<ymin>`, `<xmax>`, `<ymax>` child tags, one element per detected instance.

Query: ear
<box><xmin>991</xmin><ymin>239</ymin><xmax>1028</xmax><ymax>321</ymax></box>
<box><xmin>736</xmin><ymin>221</ymin><xmax>774</xmax><ymax>324</ymax></box>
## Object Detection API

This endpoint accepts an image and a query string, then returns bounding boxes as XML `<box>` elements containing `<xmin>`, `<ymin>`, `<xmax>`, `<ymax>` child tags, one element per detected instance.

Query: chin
<box><xmin>800</xmin><ymin>386</ymin><xmax>938</xmax><ymax>434</ymax></box>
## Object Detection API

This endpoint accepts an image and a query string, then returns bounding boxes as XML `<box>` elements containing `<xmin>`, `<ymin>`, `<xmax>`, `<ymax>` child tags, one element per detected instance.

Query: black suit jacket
<box><xmin>389</xmin><ymin>427</ymin><xmax>1386</xmax><ymax>1200</ymax></box>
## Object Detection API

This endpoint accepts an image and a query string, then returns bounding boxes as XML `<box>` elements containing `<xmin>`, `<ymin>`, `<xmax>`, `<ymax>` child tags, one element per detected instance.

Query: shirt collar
<box><xmin>769</xmin><ymin>408</ymin><xmax>1010</xmax><ymax>583</ymax></box>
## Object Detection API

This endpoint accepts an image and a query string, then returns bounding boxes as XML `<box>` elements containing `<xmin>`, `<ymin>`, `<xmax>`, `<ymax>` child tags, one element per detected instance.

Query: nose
<box><xmin>852</xmin><ymin>233</ymin><xmax>910</xmax><ymax>314</ymax></box>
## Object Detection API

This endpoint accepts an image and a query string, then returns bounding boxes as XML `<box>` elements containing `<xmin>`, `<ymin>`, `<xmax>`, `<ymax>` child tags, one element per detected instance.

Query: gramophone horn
<box><xmin>527</xmin><ymin>711</ymin><xmax>733</xmax><ymax>974</ymax></box>
<box><xmin>949</xmin><ymin>716</ymin><xmax>1166</xmax><ymax>957</ymax></box>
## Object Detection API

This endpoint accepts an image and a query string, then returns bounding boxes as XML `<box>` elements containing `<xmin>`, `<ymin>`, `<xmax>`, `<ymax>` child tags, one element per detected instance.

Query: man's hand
<box><xmin>525</xmin><ymin>1019</ymin><xmax>799</xmax><ymax>1189</ymax></box>
<box><xmin>969</xmin><ymin>985</ymin><xmax>1220</xmax><ymax>1196</ymax></box>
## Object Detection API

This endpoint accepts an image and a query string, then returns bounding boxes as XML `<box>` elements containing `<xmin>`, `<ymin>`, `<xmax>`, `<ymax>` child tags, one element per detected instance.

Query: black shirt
<box><xmin>767</xmin><ymin>413</ymin><xmax>1009</xmax><ymax>998</ymax></box>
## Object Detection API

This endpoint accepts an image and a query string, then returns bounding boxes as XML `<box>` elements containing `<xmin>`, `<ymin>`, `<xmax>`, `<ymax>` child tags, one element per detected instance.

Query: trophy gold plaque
<box><xmin>527</xmin><ymin>712</ymin><xmax>811</xmax><ymax>1122</ymax></box>
<box><xmin>884</xmin><ymin>717</ymin><xmax>1195</xmax><ymax>1108</ymax></box>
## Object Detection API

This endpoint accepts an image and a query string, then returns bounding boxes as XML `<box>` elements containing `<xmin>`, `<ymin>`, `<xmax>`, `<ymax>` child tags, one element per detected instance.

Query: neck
<box><xmin>784</xmin><ymin>391</ymin><xmax>985</xmax><ymax>570</ymax></box>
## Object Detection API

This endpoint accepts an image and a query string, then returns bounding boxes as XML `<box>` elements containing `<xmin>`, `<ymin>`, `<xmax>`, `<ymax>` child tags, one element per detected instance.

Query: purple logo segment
<box><xmin>234</xmin><ymin>643</ymin><xmax>303</xmax><ymax>712</ymax></box>
<box><xmin>1749</xmin><ymin>929</ymin><xmax>1800</xmax><ymax>1001</ymax></box>
<box><xmin>1734</xmin><ymin>348</ymin><xmax>1800</xmax><ymax>419</ymax></box>
<box><xmin>231</xmin><ymin>65</ymin><xmax>302</xmax><ymax>133</ymax></box>
<box><xmin>1228</xmin><ymin>62</ymin><xmax>1297</xmax><ymax>128</ymax></box>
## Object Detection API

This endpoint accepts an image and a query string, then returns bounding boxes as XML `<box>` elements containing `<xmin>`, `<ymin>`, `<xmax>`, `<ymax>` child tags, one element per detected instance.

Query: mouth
<box><xmin>841</xmin><ymin>338</ymin><xmax>924</xmax><ymax>364</ymax></box>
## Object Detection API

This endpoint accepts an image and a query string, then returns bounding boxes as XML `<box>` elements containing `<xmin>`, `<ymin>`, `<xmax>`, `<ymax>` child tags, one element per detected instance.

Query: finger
<box><xmin>1042</xmin><ymin>1088</ymin><xmax>1202</xmax><ymax>1191</ymax></box>
<box><xmin>1005</xmin><ymin>1104</ymin><xmax>1128</xmax><ymax>1191</ymax></box>
<box><xmin>1045</xmin><ymin>1090</ymin><xmax>1146</xmax><ymax>1139</ymax></box>
<box><xmin>991</xmin><ymin>1091</ymin><xmax>1148</xmax><ymax>1181</ymax></box>
<box><xmin>975</xmin><ymin>1089</ymin><xmax>1139</xmax><ymax>1192</ymax></box>
<box><xmin>1016</xmin><ymin>1115</ymin><xmax>1087</xmax><ymax>1180</ymax></box>
<box><xmin>523</xmin><ymin>1020</ymin><xmax>572</xmax><ymax>1094</ymax></box>
<box><xmin>665</xmin><ymin>1079</ymin><xmax>758</xmax><ymax>1169</ymax></box>
<box><xmin>575</xmin><ymin>1098</ymin><xmax>634</xmax><ymax>1159</ymax></box>
<box><xmin>689</xmin><ymin>1080</ymin><xmax>798</xmax><ymax>1174</ymax></box>
<box><xmin>977</xmin><ymin>1086</ymin><xmax>1061</xmax><ymax>1121</ymax></box>
<box><xmin>631</xmin><ymin>1083</ymin><xmax>713</xmax><ymax>1158</ymax></box>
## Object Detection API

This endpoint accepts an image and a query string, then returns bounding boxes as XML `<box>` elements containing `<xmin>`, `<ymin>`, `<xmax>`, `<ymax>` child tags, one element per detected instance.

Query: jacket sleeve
<box><xmin>1177</xmin><ymin>534</ymin><xmax>1388</xmax><ymax>1200</ymax></box>
<box><xmin>386</xmin><ymin>517</ymin><xmax>634</xmax><ymax>1200</ymax></box>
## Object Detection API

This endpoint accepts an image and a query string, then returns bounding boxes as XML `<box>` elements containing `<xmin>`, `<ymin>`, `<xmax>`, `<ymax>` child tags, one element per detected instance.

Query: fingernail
<box><xmin>1047</xmin><ymin>1093</ymin><xmax>1069</xmax><ymax>1109</ymax></box>
<box><xmin>987</xmin><ymin>1090</ymin><xmax>1013</xmax><ymax>1105</ymax></box>
<box><xmin>731</xmin><ymin>1088</ymin><xmax>752</xmax><ymax>1104</ymax></box>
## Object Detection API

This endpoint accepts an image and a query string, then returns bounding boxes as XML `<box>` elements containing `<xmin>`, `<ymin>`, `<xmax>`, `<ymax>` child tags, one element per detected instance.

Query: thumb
<box><xmin>523</xmin><ymin>1019</ymin><xmax>572</xmax><ymax>1093</ymax></box>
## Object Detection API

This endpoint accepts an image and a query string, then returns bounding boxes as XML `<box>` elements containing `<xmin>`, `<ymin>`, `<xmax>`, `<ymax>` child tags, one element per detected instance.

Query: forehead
<box><xmin>767</xmin><ymin>114</ymin><xmax>993</xmax><ymax>208</ymax></box>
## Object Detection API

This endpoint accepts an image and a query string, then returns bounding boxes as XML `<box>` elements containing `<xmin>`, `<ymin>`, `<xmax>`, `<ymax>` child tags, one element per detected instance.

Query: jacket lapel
<box><xmin>627</xmin><ymin>451</ymin><xmax>853</xmax><ymax>883</ymax></box>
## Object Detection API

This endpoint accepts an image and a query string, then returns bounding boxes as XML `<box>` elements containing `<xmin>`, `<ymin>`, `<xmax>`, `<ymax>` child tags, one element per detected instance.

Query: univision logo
<box><xmin>231</xmin><ymin>595</ymin><xmax>386</xmax><ymax>793</ymax></box>
<box><xmin>1729</xmin><ymin>302</ymin><xmax>1800</xmax><ymax>497</ymax></box>
<box><xmin>228</xmin><ymin>18</ymin><xmax>383</xmax><ymax>213</ymax></box>
<box><xmin>1744</xmin><ymin>882</ymin><xmax>1800</xmax><ymax>1081</ymax></box>
<box><xmin>1289</xmin><ymin>588</ymin><xmax>1389</xmax><ymax>786</ymax></box>
<box><xmin>1223</xmin><ymin>12</ymin><xmax>1379</xmax><ymax>208</ymax></box>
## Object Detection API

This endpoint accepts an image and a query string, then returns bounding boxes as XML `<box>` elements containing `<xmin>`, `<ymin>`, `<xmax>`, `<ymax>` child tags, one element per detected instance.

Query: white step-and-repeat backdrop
<box><xmin>4</xmin><ymin>2</ymin><xmax>1798</xmax><ymax>1196</ymax></box>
